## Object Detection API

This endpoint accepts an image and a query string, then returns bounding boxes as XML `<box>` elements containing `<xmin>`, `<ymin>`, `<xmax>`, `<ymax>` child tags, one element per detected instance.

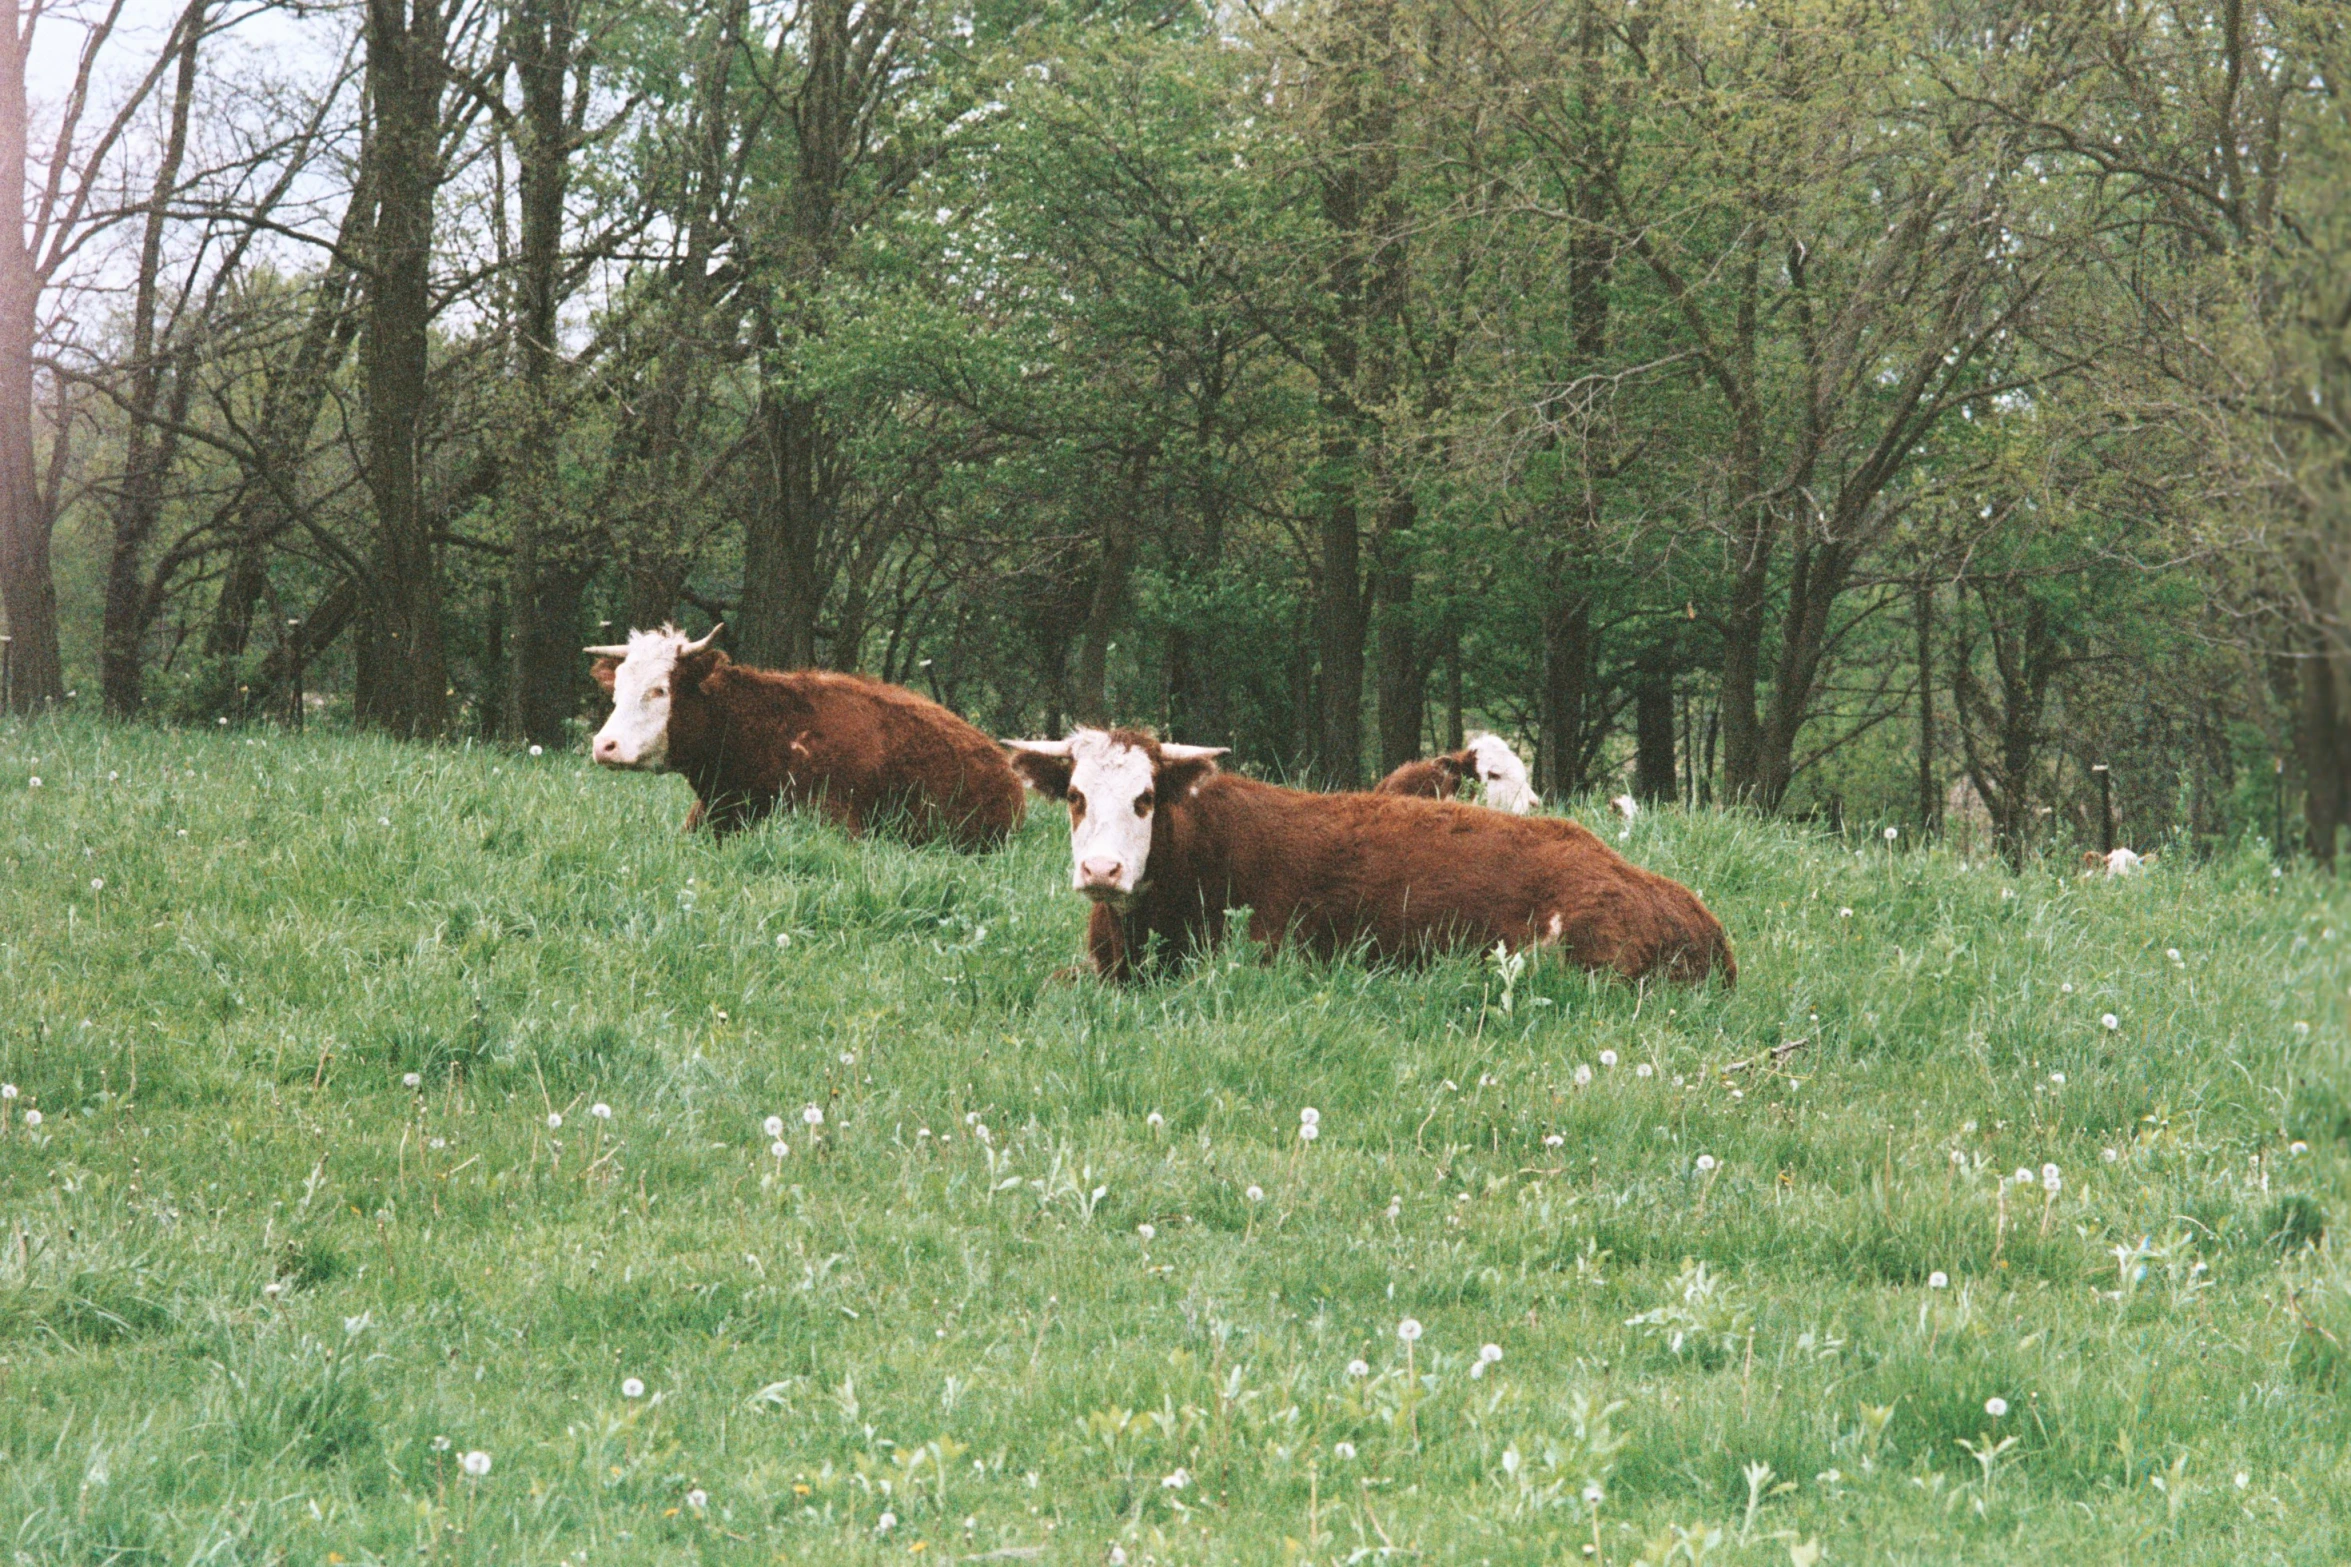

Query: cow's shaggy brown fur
<box><xmin>591</xmin><ymin>651</ymin><xmax>1025</xmax><ymax>848</ymax></box>
<box><xmin>1374</xmin><ymin>751</ymin><xmax>1468</xmax><ymax>799</ymax></box>
<box><xmin>1009</xmin><ymin>730</ymin><xmax>1733</xmax><ymax>985</ymax></box>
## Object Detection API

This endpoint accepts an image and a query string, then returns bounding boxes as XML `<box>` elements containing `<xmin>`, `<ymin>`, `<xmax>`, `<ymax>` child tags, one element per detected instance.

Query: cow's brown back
<box><xmin>664</xmin><ymin>655</ymin><xmax>1025</xmax><ymax>848</ymax></box>
<box><xmin>1091</xmin><ymin>773</ymin><xmax>1732</xmax><ymax>985</ymax></box>
<box><xmin>1373</xmin><ymin>754</ymin><xmax>1465</xmax><ymax>799</ymax></box>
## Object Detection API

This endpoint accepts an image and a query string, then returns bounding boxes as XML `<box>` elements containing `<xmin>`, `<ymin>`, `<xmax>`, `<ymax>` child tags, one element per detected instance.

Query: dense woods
<box><xmin>4</xmin><ymin>0</ymin><xmax>2346</xmax><ymax>863</ymax></box>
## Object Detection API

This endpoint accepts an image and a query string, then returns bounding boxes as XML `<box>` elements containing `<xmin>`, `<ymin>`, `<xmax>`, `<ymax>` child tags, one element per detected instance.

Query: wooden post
<box><xmin>2277</xmin><ymin>756</ymin><xmax>2288</xmax><ymax>862</ymax></box>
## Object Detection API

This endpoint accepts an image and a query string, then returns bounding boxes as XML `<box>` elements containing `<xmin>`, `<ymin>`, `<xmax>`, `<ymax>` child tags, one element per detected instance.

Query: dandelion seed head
<box><xmin>1299</xmin><ymin>1122</ymin><xmax>1319</xmax><ymax>1141</ymax></box>
<box><xmin>1573</xmin><ymin>1064</ymin><xmax>1593</xmax><ymax>1086</ymax></box>
<box><xmin>2041</xmin><ymin>1163</ymin><xmax>2062</xmax><ymax>1192</ymax></box>
<box><xmin>546</xmin><ymin>1112</ymin><xmax>563</xmax><ymax>1131</ymax></box>
<box><xmin>2049</xmin><ymin>1072</ymin><xmax>2065</xmax><ymax>1085</ymax></box>
<box><xmin>0</xmin><ymin>1084</ymin><xmax>13</xmax><ymax>1099</ymax></box>
<box><xmin>402</xmin><ymin>1072</ymin><xmax>422</xmax><ymax>1088</ymax></box>
<box><xmin>2290</xmin><ymin>1141</ymin><xmax>2310</xmax><ymax>1156</ymax></box>
<box><xmin>876</xmin><ymin>1512</ymin><xmax>896</xmax><ymax>1533</ymax></box>
<box><xmin>1246</xmin><ymin>1185</ymin><xmax>1264</xmax><ymax>1203</ymax></box>
<box><xmin>1479</xmin><ymin>1343</ymin><xmax>1503</xmax><ymax>1364</ymax></box>
<box><xmin>1928</xmin><ymin>1271</ymin><xmax>1949</xmax><ymax>1289</ymax></box>
<box><xmin>461</xmin><ymin>1450</ymin><xmax>492</xmax><ymax>1477</ymax></box>
<box><xmin>1299</xmin><ymin>1106</ymin><xmax>1319</xmax><ymax>1126</ymax></box>
<box><xmin>1544</xmin><ymin>1133</ymin><xmax>1565</xmax><ymax>1148</ymax></box>
<box><xmin>2061</xmin><ymin>982</ymin><xmax>2073</xmax><ymax>993</ymax></box>
<box><xmin>1583</xmin><ymin>1483</ymin><xmax>1605</xmax><ymax>1505</ymax></box>
<box><xmin>591</xmin><ymin>1102</ymin><xmax>612</xmax><ymax>1120</ymax></box>
<box><xmin>1636</xmin><ymin>1062</ymin><xmax>1654</xmax><ymax>1078</ymax></box>
<box><xmin>430</xmin><ymin>1435</ymin><xmax>450</xmax><ymax>1451</ymax></box>
<box><xmin>2013</xmin><ymin>1167</ymin><xmax>2034</xmax><ymax>1185</ymax></box>
<box><xmin>763</xmin><ymin>1115</ymin><xmax>784</xmax><ymax>1138</ymax></box>
<box><xmin>1161</xmin><ymin>1468</ymin><xmax>1189</xmax><ymax>1489</ymax></box>
<box><xmin>25</xmin><ymin>777</ymin><xmax>35</xmax><ymax>788</ymax></box>
<box><xmin>22</xmin><ymin>1110</ymin><xmax>39</xmax><ymax>1128</ymax></box>
<box><xmin>686</xmin><ymin>1488</ymin><xmax>707</xmax><ymax>1509</ymax></box>
<box><xmin>770</xmin><ymin>1140</ymin><xmax>789</xmax><ymax>1159</ymax></box>
<box><xmin>802</xmin><ymin>1105</ymin><xmax>823</xmax><ymax>1127</ymax></box>
<box><xmin>1334</xmin><ymin>1441</ymin><xmax>1357</xmax><ymax>1460</ymax></box>
<box><xmin>1137</xmin><ymin>1223</ymin><xmax>1155</xmax><ymax>1241</ymax></box>
<box><xmin>1599</xmin><ymin>1049</ymin><xmax>1618</xmax><ymax>1067</ymax></box>
<box><xmin>1146</xmin><ymin>1110</ymin><xmax>1164</xmax><ymax>1128</ymax></box>
<box><xmin>529</xmin><ymin>745</ymin><xmax>544</xmax><ymax>757</ymax></box>
<box><xmin>2235</xmin><ymin>1471</ymin><xmax>2250</xmax><ymax>1490</ymax></box>
<box><xmin>1695</xmin><ymin>1154</ymin><xmax>1717</xmax><ymax>1173</ymax></box>
<box><xmin>90</xmin><ymin>877</ymin><xmax>102</xmax><ymax>891</ymax></box>
<box><xmin>1346</xmin><ymin>1358</ymin><xmax>1369</xmax><ymax>1377</ymax></box>
<box><xmin>1884</xmin><ymin>826</ymin><xmax>1899</xmax><ymax>841</ymax></box>
<box><xmin>1396</xmin><ymin>1318</ymin><xmax>1422</xmax><ymax>1344</ymax></box>
<box><xmin>2102</xmin><ymin>1147</ymin><xmax>2118</xmax><ymax>1162</ymax></box>
<box><xmin>2102</xmin><ymin>1013</ymin><xmax>2120</xmax><ymax>1031</ymax></box>
<box><xmin>1984</xmin><ymin>1397</ymin><xmax>2008</xmax><ymax>1418</ymax></box>
<box><xmin>622</xmin><ymin>1378</ymin><xmax>645</xmax><ymax>1399</ymax></box>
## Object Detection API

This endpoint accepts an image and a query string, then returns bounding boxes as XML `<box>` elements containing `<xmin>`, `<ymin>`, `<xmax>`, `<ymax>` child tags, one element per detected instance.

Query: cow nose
<box><xmin>1079</xmin><ymin>856</ymin><xmax>1124</xmax><ymax>887</ymax></box>
<box><xmin>592</xmin><ymin>735</ymin><xmax>620</xmax><ymax>763</ymax></box>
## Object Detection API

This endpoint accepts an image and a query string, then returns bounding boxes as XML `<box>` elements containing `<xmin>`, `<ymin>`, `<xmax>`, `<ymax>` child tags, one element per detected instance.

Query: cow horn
<box><xmin>1001</xmin><ymin>737</ymin><xmax>1074</xmax><ymax>757</ymax></box>
<box><xmin>681</xmin><ymin>623</ymin><xmax>723</xmax><ymax>654</ymax></box>
<box><xmin>1159</xmin><ymin>743</ymin><xmax>1228</xmax><ymax>762</ymax></box>
<box><xmin>582</xmin><ymin>643</ymin><xmax>631</xmax><ymax>657</ymax></box>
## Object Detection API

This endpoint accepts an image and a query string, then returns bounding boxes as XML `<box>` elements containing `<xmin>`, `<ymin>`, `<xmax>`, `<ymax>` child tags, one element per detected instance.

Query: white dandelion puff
<box><xmin>686</xmin><ymin>1488</ymin><xmax>707</xmax><ymax>1509</ymax></box>
<box><xmin>1146</xmin><ymin>1110</ymin><xmax>1164</xmax><ymax>1129</ymax></box>
<box><xmin>1984</xmin><ymin>1397</ymin><xmax>2008</xmax><ymax>1418</ymax></box>
<box><xmin>1397</xmin><ymin>1318</ymin><xmax>1422</xmax><ymax>1344</ymax></box>
<box><xmin>591</xmin><ymin>1102</ymin><xmax>612</xmax><ymax>1120</ymax></box>
<box><xmin>2013</xmin><ymin>1167</ymin><xmax>2034</xmax><ymax>1185</ymax></box>
<box><xmin>0</xmin><ymin>1084</ymin><xmax>13</xmax><ymax>1099</ymax></box>
<box><xmin>1636</xmin><ymin>1063</ymin><xmax>1654</xmax><ymax>1078</ymax></box>
<box><xmin>1574</xmin><ymin>1064</ymin><xmax>1593</xmax><ymax>1087</ymax></box>
<box><xmin>2041</xmin><ymin>1163</ymin><xmax>2062</xmax><ymax>1193</ymax></box>
<box><xmin>2290</xmin><ymin>1141</ymin><xmax>2310</xmax><ymax>1156</ymax></box>
<box><xmin>1299</xmin><ymin>1121</ymin><xmax>1319</xmax><ymax>1142</ymax></box>
<box><xmin>1695</xmin><ymin>1154</ymin><xmax>1717</xmax><ymax>1173</ymax></box>
<box><xmin>1346</xmin><ymin>1358</ymin><xmax>1370</xmax><ymax>1378</ymax></box>
<box><xmin>770</xmin><ymin>1140</ymin><xmax>789</xmax><ymax>1159</ymax></box>
<box><xmin>622</xmin><ymin>1378</ymin><xmax>645</xmax><ymax>1399</ymax></box>
<box><xmin>528</xmin><ymin>745</ymin><xmax>544</xmax><ymax>757</ymax></box>
<box><xmin>1299</xmin><ymin>1106</ymin><xmax>1319</xmax><ymax>1126</ymax></box>
<box><xmin>1246</xmin><ymin>1185</ymin><xmax>1264</xmax><ymax>1203</ymax></box>
<box><xmin>1137</xmin><ymin>1223</ymin><xmax>1155</xmax><ymax>1241</ymax></box>
<box><xmin>23</xmin><ymin>1110</ymin><xmax>40</xmax><ymax>1128</ymax></box>
<box><xmin>461</xmin><ymin>1450</ymin><xmax>492</xmax><ymax>1477</ymax></box>
<box><xmin>1928</xmin><ymin>1271</ymin><xmax>1949</xmax><ymax>1289</ymax></box>
<box><xmin>763</xmin><ymin>1115</ymin><xmax>785</xmax><ymax>1138</ymax></box>
<box><xmin>402</xmin><ymin>1072</ymin><xmax>422</xmax><ymax>1089</ymax></box>
<box><xmin>2101</xmin><ymin>1013</ymin><xmax>2120</xmax><ymax>1031</ymax></box>
<box><xmin>876</xmin><ymin>1511</ymin><xmax>896</xmax><ymax>1533</ymax></box>
<box><xmin>1161</xmin><ymin>1468</ymin><xmax>1189</xmax><ymax>1489</ymax></box>
<box><xmin>1334</xmin><ymin>1441</ymin><xmax>1357</xmax><ymax>1460</ymax></box>
<box><xmin>1599</xmin><ymin>1049</ymin><xmax>1618</xmax><ymax>1068</ymax></box>
<box><xmin>802</xmin><ymin>1105</ymin><xmax>824</xmax><ymax>1127</ymax></box>
<box><xmin>1544</xmin><ymin>1134</ymin><xmax>1565</xmax><ymax>1148</ymax></box>
<box><xmin>1884</xmin><ymin>826</ymin><xmax>1899</xmax><ymax>841</ymax></box>
<box><xmin>546</xmin><ymin>1112</ymin><xmax>563</xmax><ymax>1131</ymax></box>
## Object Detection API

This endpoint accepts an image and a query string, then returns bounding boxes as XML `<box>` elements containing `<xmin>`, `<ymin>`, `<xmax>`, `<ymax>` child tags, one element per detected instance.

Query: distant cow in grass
<box><xmin>1004</xmin><ymin>727</ymin><xmax>1732</xmax><ymax>985</ymax></box>
<box><xmin>2083</xmin><ymin>847</ymin><xmax>2153</xmax><ymax>877</ymax></box>
<box><xmin>1373</xmin><ymin>732</ymin><xmax>1539</xmax><ymax>814</ymax></box>
<box><xmin>588</xmin><ymin>625</ymin><xmax>1025</xmax><ymax>848</ymax></box>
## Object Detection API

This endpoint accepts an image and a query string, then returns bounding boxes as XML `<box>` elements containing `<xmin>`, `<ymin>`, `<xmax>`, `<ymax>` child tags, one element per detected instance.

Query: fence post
<box><xmin>2091</xmin><ymin>764</ymin><xmax>2112</xmax><ymax>856</ymax></box>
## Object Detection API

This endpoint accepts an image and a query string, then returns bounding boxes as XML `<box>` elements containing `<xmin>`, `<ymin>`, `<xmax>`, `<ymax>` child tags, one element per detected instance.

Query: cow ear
<box><xmin>1154</xmin><ymin>743</ymin><xmax>1227</xmax><ymax>797</ymax></box>
<box><xmin>2081</xmin><ymin>850</ymin><xmax>2102</xmax><ymax>871</ymax></box>
<box><xmin>676</xmin><ymin>648</ymin><xmax>726</xmax><ymax>692</ymax></box>
<box><xmin>590</xmin><ymin>656</ymin><xmax>619</xmax><ymax>693</ymax></box>
<box><xmin>1002</xmin><ymin>740</ymin><xmax>1075</xmax><ymax>799</ymax></box>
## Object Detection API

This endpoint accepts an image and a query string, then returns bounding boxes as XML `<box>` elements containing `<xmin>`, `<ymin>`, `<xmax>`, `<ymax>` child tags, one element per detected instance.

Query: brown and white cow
<box><xmin>588</xmin><ymin>625</ymin><xmax>1025</xmax><ymax>848</ymax></box>
<box><xmin>1004</xmin><ymin>727</ymin><xmax>1733</xmax><ymax>985</ymax></box>
<box><xmin>1373</xmin><ymin>732</ymin><xmax>1539</xmax><ymax>814</ymax></box>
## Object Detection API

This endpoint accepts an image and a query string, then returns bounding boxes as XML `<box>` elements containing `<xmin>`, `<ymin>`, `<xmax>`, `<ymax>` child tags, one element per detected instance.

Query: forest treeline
<box><xmin>1</xmin><ymin>0</ymin><xmax>2346</xmax><ymax>864</ymax></box>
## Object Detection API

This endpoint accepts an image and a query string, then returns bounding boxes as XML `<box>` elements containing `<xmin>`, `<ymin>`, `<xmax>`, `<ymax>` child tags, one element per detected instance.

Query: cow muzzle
<box><xmin>1077</xmin><ymin>857</ymin><xmax>1134</xmax><ymax>902</ymax></box>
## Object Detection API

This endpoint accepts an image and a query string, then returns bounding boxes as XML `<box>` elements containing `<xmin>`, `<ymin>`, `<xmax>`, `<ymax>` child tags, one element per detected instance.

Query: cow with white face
<box><xmin>1463</xmin><ymin>733</ymin><xmax>1537</xmax><ymax>813</ymax></box>
<box><xmin>1008</xmin><ymin>728</ymin><xmax>1226</xmax><ymax>907</ymax></box>
<box><xmin>588</xmin><ymin>624</ymin><xmax>719</xmax><ymax>771</ymax></box>
<box><xmin>583</xmin><ymin>623</ymin><xmax>1027</xmax><ymax>847</ymax></box>
<box><xmin>1004</xmin><ymin>725</ymin><xmax>1734</xmax><ymax>987</ymax></box>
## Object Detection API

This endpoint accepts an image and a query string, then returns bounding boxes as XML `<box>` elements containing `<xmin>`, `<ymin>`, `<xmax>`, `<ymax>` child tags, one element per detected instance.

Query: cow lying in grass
<box><xmin>588</xmin><ymin>625</ymin><xmax>1025</xmax><ymax>848</ymax></box>
<box><xmin>1004</xmin><ymin>727</ymin><xmax>1733</xmax><ymax>985</ymax></box>
<box><xmin>1373</xmin><ymin>732</ymin><xmax>1539</xmax><ymax>814</ymax></box>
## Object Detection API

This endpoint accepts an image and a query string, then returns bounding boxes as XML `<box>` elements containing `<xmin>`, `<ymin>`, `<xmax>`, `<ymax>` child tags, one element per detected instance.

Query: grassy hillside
<box><xmin>1</xmin><ymin>718</ymin><xmax>2346</xmax><ymax>1564</ymax></box>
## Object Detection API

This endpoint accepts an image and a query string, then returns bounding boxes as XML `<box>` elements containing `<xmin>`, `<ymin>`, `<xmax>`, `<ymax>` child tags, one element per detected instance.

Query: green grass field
<box><xmin>2</xmin><ymin>718</ymin><xmax>2348</xmax><ymax>1564</ymax></box>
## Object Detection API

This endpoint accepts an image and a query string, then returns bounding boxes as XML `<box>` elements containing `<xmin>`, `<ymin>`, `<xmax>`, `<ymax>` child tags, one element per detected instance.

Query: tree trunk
<box><xmin>740</xmin><ymin>379</ymin><xmax>829</xmax><ymax>669</ymax></box>
<box><xmin>2300</xmin><ymin>569</ymin><xmax>2347</xmax><ymax>868</ymax></box>
<box><xmin>1634</xmin><ymin>650</ymin><xmax>1674</xmax><ymax>803</ymax></box>
<box><xmin>0</xmin><ymin>3</ymin><xmax>60</xmax><ymax>711</ymax></box>
<box><xmin>1538</xmin><ymin>587</ymin><xmax>1589</xmax><ymax>798</ymax></box>
<box><xmin>1372</xmin><ymin>491</ymin><xmax>1420</xmax><ymax>773</ymax></box>
<box><xmin>1443</xmin><ymin>624</ymin><xmax>1463</xmax><ymax>750</ymax></box>
<box><xmin>353</xmin><ymin>0</ymin><xmax>451</xmax><ymax>739</ymax></box>
<box><xmin>100</xmin><ymin>0</ymin><xmax>204</xmax><ymax>717</ymax></box>
<box><xmin>502</xmin><ymin>0</ymin><xmax>587</xmax><ymax>745</ymax></box>
<box><xmin>1072</xmin><ymin>456</ymin><xmax>1145</xmax><ymax>726</ymax></box>
<box><xmin>1916</xmin><ymin>575</ymin><xmax>1937</xmax><ymax>831</ymax></box>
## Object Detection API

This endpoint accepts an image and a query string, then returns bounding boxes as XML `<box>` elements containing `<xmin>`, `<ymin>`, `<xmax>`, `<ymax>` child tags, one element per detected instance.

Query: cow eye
<box><xmin>650</xmin><ymin>684</ymin><xmax>668</xmax><ymax>699</ymax></box>
<box><xmin>1067</xmin><ymin>789</ymin><xmax>1086</xmax><ymax>818</ymax></box>
<box><xmin>1134</xmin><ymin>791</ymin><xmax>1154</xmax><ymax>817</ymax></box>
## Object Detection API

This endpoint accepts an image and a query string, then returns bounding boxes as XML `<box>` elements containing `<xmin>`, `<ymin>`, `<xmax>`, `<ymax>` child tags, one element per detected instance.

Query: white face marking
<box><xmin>1062</xmin><ymin>731</ymin><xmax>1159</xmax><ymax>903</ymax></box>
<box><xmin>591</xmin><ymin>630</ymin><xmax>684</xmax><ymax>770</ymax></box>
<box><xmin>1466</xmin><ymin>734</ymin><xmax>1536</xmax><ymax>814</ymax></box>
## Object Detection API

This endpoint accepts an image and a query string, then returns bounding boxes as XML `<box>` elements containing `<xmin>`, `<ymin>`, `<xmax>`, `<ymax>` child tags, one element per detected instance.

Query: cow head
<box><xmin>1464</xmin><ymin>732</ymin><xmax>1537</xmax><ymax>814</ymax></box>
<box><xmin>1002</xmin><ymin>728</ymin><xmax>1226</xmax><ymax>907</ymax></box>
<box><xmin>585</xmin><ymin>623</ymin><xmax>723</xmax><ymax>770</ymax></box>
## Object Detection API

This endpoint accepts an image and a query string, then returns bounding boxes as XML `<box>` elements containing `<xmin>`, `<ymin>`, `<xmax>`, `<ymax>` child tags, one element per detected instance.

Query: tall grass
<box><xmin>1</xmin><ymin>715</ymin><xmax>2345</xmax><ymax>1563</ymax></box>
